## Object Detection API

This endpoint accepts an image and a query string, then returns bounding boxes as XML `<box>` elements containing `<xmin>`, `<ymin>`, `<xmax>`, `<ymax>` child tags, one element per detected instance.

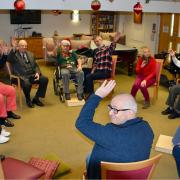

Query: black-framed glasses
<box><xmin>107</xmin><ymin>104</ymin><xmax>131</xmax><ymax>114</ymax></box>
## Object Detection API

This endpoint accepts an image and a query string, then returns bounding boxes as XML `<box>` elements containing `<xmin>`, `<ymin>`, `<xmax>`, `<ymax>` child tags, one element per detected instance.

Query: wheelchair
<box><xmin>53</xmin><ymin>65</ymin><xmax>78</xmax><ymax>102</ymax></box>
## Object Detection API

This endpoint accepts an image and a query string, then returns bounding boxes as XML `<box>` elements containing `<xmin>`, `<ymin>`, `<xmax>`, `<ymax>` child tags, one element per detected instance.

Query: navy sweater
<box><xmin>76</xmin><ymin>94</ymin><xmax>154</xmax><ymax>179</ymax></box>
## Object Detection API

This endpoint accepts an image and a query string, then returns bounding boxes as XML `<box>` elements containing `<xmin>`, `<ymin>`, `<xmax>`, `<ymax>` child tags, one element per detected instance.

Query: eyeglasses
<box><xmin>107</xmin><ymin>104</ymin><xmax>131</xmax><ymax>114</ymax></box>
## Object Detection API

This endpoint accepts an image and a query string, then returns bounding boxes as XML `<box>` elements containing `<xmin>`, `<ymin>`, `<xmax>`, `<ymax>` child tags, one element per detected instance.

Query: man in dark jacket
<box><xmin>8</xmin><ymin>39</ymin><xmax>48</xmax><ymax>108</ymax></box>
<box><xmin>76</xmin><ymin>80</ymin><xmax>154</xmax><ymax>179</ymax></box>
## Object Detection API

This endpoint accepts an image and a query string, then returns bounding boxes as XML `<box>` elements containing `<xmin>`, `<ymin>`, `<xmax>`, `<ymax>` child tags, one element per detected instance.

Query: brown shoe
<box><xmin>3</xmin><ymin>119</ymin><xmax>14</xmax><ymax>127</ymax></box>
<box><xmin>142</xmin><ymin>101</ymin><xmax>150</xmax><ymax>109</ymax></box>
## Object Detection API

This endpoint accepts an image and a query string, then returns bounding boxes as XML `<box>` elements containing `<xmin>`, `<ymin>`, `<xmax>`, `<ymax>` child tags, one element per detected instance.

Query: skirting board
<box><xmin>155</xmin><ymin>134</ymin><xmax>174</xmax><ymax>154</ymax></box>
<box><xmin>66</xmin><ymin>97</ymin><xmax>85</xmax><ymax>107</ymax></box>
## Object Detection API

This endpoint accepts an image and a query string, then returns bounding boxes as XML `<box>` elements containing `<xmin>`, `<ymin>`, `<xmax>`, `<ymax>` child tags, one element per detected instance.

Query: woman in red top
<box><xmin>131</xmin><ymin>47</ymin><xmax>156</xmax><ymax>109</ymax></box>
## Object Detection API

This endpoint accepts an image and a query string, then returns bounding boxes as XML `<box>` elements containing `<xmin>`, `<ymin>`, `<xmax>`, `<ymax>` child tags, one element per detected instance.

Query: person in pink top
<box><xmin>131</xmin><ymin>46</ymin><xmax>156</xmax><ymax>109</ymax></box>
<box><xmin>0</xmin><ymin>39</ymin><xmax>21</xmax><ymax>144</ymax></box>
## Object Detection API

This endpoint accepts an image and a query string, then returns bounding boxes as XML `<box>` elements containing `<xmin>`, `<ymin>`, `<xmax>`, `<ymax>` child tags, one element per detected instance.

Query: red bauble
<box><xmin>133</xmin><ymin>2</ymin><xmax>143</xmax><ymax>14</ymax></box>
<box><xmin>14</xmin><ymin>0</ymin><xmax>25</xmax><ymax>11</ymax></box>
<box><xmin>91</xmin><ymin>0</ymin><xmax>101</xmax><ymax>11</ymax></box>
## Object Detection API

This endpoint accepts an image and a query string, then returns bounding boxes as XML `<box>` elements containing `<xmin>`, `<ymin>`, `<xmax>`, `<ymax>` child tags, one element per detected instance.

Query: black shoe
<box><xmin>26</xmin><ymin>100</ymin><xmax>34</xmax><ymax>108</ymax></box>
<box><xmin>65</xmin><ymin>93</ymin><xmax>71</xmax><ymax>100</ymax></box>
<box><xmin>7</xmin><ymin>111</ymin><xmax>21</xmax><ymax>119</ymax></box>
<box><xmin>161</xmin><ymin>107</ymin><xmax>173</xmax><ymax>115</ymax></box>
<box><xmin>77</xmin><ymin>94</ymin><xmax>84</xmax><ymax>101</ymax></box>
<box><xmin>32</xmin><ymin>98</ymin><xmax>44</xmax><ymax>107</ymax></box>
<box><xmin>3</xmin><ymin>119</ymin><xmax>14</xmax><ymax>127</ymax></box>
<box><xmin>168</xmin><ymin>111</ymin><xmax>180</xmax><ymax>119</ymax></box>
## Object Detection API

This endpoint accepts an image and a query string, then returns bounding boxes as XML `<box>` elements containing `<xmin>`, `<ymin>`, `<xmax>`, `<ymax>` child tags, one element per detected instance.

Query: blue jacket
<box><xmin>76</xmin><ymin>94</ymin><xmax>154</xmax><ymax>179</ymax></box>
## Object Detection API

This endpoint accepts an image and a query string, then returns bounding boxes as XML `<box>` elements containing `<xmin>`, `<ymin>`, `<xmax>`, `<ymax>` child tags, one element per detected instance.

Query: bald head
<box><xmin>109</xmin><ymin>94</ymin><xmax>137</xmax><ymax>125</ymax></box>
<box><xmin>18</xmin><ymin>40</ymin><xmax>27</xmax><ymax>53</ymax></box>
<box><xmin>111</xmin><ymin>94</ymin><xmax>137</xmax><ymax>113</ymax></box>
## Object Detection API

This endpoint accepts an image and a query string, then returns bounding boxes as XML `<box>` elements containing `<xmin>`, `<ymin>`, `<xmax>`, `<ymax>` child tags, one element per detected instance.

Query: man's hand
<box><xmin>95</xmin><ymin>80</ymin><xmax>116</xmax><ymax>98</ymax></box>
<box><xmin>169</xmin><ymin>49</ymin><xmax>176</xmax><ymax>57</ymax></box>
<box><xmin>113</xmin><ymin>32</ymin><xmax>121</xmax><ymax>43</ymax></box>
<box><xmin>140</xmin><ymin>80</ymin><xmax>147</xmax><ymax>87</ymax></box>
<box><xmin>34</xmin><ymin>73</ymin><xmax>40</xmax><ymax>81</ymax></box>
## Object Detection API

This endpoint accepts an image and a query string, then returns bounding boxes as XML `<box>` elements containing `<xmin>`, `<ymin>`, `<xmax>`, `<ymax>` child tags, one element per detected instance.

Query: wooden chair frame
<box><xmin>151</xmin><ymin>59</ymin><xmax>163</xmax><ymax>102</ymax></box>
<box><xmin>101</xmin><ymin>154</ymin><xmax>162</xmax><ymax>180</ymax></box>
<box><xmin>94</xmin><ymin>55</ymin><xmax>118</xmax><ymax>87</ymax></box>
<box><xmin>6</xmin><ymin>62</ymin><xmax>23</xmax><ymax>109</ymax></box>
<box><xmin>6</xmin><ymin>62</ymin><xmax>39</xmax><ymax>109</ymax></box>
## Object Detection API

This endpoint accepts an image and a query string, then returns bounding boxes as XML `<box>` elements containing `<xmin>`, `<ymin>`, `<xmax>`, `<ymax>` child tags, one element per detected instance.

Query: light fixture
<box><xmin>71</xmin><ymin>10</ymin><xmax>80</xmax><ymax>22</ymax></box>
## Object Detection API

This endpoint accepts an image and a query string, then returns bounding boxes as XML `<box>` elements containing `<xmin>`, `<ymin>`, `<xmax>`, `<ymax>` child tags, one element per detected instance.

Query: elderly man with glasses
<box><xmin>76</xmin><ymin>80</ymin><xmax>154</xmax><ymax>179</ymax></box>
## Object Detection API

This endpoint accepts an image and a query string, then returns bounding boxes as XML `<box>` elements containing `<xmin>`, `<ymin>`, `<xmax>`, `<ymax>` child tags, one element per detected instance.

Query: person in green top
<box><xmin>56</xmin><ymin>39</ymin><xmax>84</xmax><ymax>100</ymax></box>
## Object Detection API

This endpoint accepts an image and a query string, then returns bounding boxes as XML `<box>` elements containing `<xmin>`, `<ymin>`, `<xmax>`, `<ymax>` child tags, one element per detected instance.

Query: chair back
<box><xmin>110</xmin><ymin>55</ymin><xmax>118</xmax><ymax>79</ymax></box>
<box><xmin>6</xmin><ymin>62</ymin><xmax>13</xmax><ymax>76</ymax></box>
<box><xmin>101</xmin><ymin>154</ymin><xmax>162</xmax><ymax>180</ymax></box>
<box><xmin>155</xmin><ymin>59</ymin><xmax>163</xmax><ymax>86</ymax></box>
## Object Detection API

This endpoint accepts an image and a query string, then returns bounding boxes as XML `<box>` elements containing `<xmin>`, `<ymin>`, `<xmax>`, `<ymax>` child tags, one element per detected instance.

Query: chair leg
<box><xmin>17</xmin><ymin>78</ymin><xmax>23</xmax><ymax>110</ymax></box>
<box><xmin>152</xmin><ymin>86</ymin><xmax>158</xmax><ymax>103</ymax></box>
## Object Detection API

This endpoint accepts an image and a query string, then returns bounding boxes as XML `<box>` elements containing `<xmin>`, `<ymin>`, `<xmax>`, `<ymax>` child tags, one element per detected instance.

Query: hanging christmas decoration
<box><xmin>14</xmin><ymin>0</ymin><xmax>25</xmax><ymax>11</ymax></box>
<box><xmin>133</xmin><ymin>1</ymin><xmax>143</xmax><ymax>15</ymax></box>
<box><xmin>91</xmin><ymin>0</ymin><xmax>101</xmax><ymax>11</ymax></box>
<box><xmin>133</xmin><ymin>1</ymin><xmax>143</xmax><ymax>24</ymax></box>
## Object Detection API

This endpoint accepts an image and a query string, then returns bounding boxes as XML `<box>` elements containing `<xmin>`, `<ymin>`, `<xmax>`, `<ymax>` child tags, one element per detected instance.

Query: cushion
<box><xmin>71</xmin><ymin>40</ymin><xmax>91</xmax><ymax>50</ymax></box>
<box><xmin>53</xmin><ymin>35</ymin><xmax>74</xmax><ymax>41</ymax></box>
<box><xmin>109</xmin><ymin>34</ymin><xmax>126</xmax><ymax>45</ymax></box>
<box><xmin>100</xmin><ymin>32</ymin><xmax>116</xmax><ymax>41</ymax></box>
<box><xmin>2</xmin><ymin>157</ymin><xmax>45</xmax><ymax>179</ymax></box>
<box><xmin>43</xmin><ymin>153</ymin><xmax>71</xmax><ymax>178</ymax></box>
<box><xmin>81</xmin><ymin>35</ymin><xmax>93</xmax><ymax>40</ymax></box>
<box><xmin>29</xmin><ymin>157</ymin><xmax>59</xmax><ymax>179</ymax></box>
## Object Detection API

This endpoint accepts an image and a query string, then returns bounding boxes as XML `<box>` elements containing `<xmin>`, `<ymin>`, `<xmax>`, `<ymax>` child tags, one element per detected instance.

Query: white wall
<box><xmin>119</xmin><ymin>13</ymin><xmax>160</xmax><ymax>54</ymax></box>
<box><xmin>0</xmin><ymin>12</ymin><xmax>160</xmax><ymax>54</ymax></box>
<box><xmin>0</xmin><ymin>13</ymin><xmax>91</xmax><ymax>43</ymax></box>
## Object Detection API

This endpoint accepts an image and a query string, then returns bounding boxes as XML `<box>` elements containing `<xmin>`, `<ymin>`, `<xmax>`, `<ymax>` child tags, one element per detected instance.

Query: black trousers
<box><xmin>85</xmin><ymin>70</ymin><xmax>111</xmax><ymax>94</ymax></box>
<box><xmin>20</xmin><ymin>75</ymin><xmax>49</xmax><ymax>102</ymax></box>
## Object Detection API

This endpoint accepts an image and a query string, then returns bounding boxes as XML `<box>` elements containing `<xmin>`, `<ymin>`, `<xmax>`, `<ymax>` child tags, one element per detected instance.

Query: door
<box><xmin>158</xmin><ymin>13</ymin><xmax>180</xmax><ymax>53</ymax></box>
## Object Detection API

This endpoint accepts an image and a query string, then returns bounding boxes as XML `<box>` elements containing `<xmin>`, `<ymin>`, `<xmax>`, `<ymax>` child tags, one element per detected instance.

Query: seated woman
<box><xmin>56</xmin><ymin>39</ymin><xmax>84</xmax><ymax>100</ymax></box>
<box><xmin>131</xmin><ymin>46</ymin><xmax>156</xmax><ymax>109</ymax></box>
<box><xmin>0</xmin><ymin>39</ymin><xmax>21</xmax><ymax>144</ymax></box>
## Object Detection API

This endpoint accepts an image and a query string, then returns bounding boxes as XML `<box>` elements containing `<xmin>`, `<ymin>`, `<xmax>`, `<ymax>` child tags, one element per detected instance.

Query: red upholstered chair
<box><xmin>101</xmin><ymin>154</ymin><xmax>162</xmax><ymax>180</ymax></box>
<box><xmin>0</xmin><ymin>157</ymin><xmax>45</xmax><ymax>179</ymax></box>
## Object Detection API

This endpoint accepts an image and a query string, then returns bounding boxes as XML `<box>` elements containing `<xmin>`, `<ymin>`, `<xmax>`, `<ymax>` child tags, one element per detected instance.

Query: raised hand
<box><xmin>95</xmin><ymin>80</ymin><xmax>116</xmax><ymax>98</ymax></box>
<box><xmin>11</xmin><ymin>36</ymin><xmax>18</xmax><ymax>48</ymax></box>
<box><xmin>113</xmin><ymin>32</ymin><xmax>121</xmax><ymax>43</ymax></box>
<box><xmin>169</xmin><ymin>49</ymin><xmax>176</xmax><ymax>57</ymax></box>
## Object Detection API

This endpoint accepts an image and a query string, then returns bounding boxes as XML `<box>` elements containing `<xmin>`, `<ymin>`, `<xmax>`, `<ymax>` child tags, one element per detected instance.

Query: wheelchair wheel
<box><xmin>59</xmin><ymin>86</ymin><xmax>65</xmax><ymax>103</ymax></box>
<box><xmin>53</xmin><ymin>78</ymin><xmax>59</xmax><ymax>96</ymax></box>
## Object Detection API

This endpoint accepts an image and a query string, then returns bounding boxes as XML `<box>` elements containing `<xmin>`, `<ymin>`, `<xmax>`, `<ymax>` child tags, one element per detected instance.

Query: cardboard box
<box><xmin>155</xmin><ymin>134</ymin><xmax>174</xmax><ymax>154</ymax></box>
